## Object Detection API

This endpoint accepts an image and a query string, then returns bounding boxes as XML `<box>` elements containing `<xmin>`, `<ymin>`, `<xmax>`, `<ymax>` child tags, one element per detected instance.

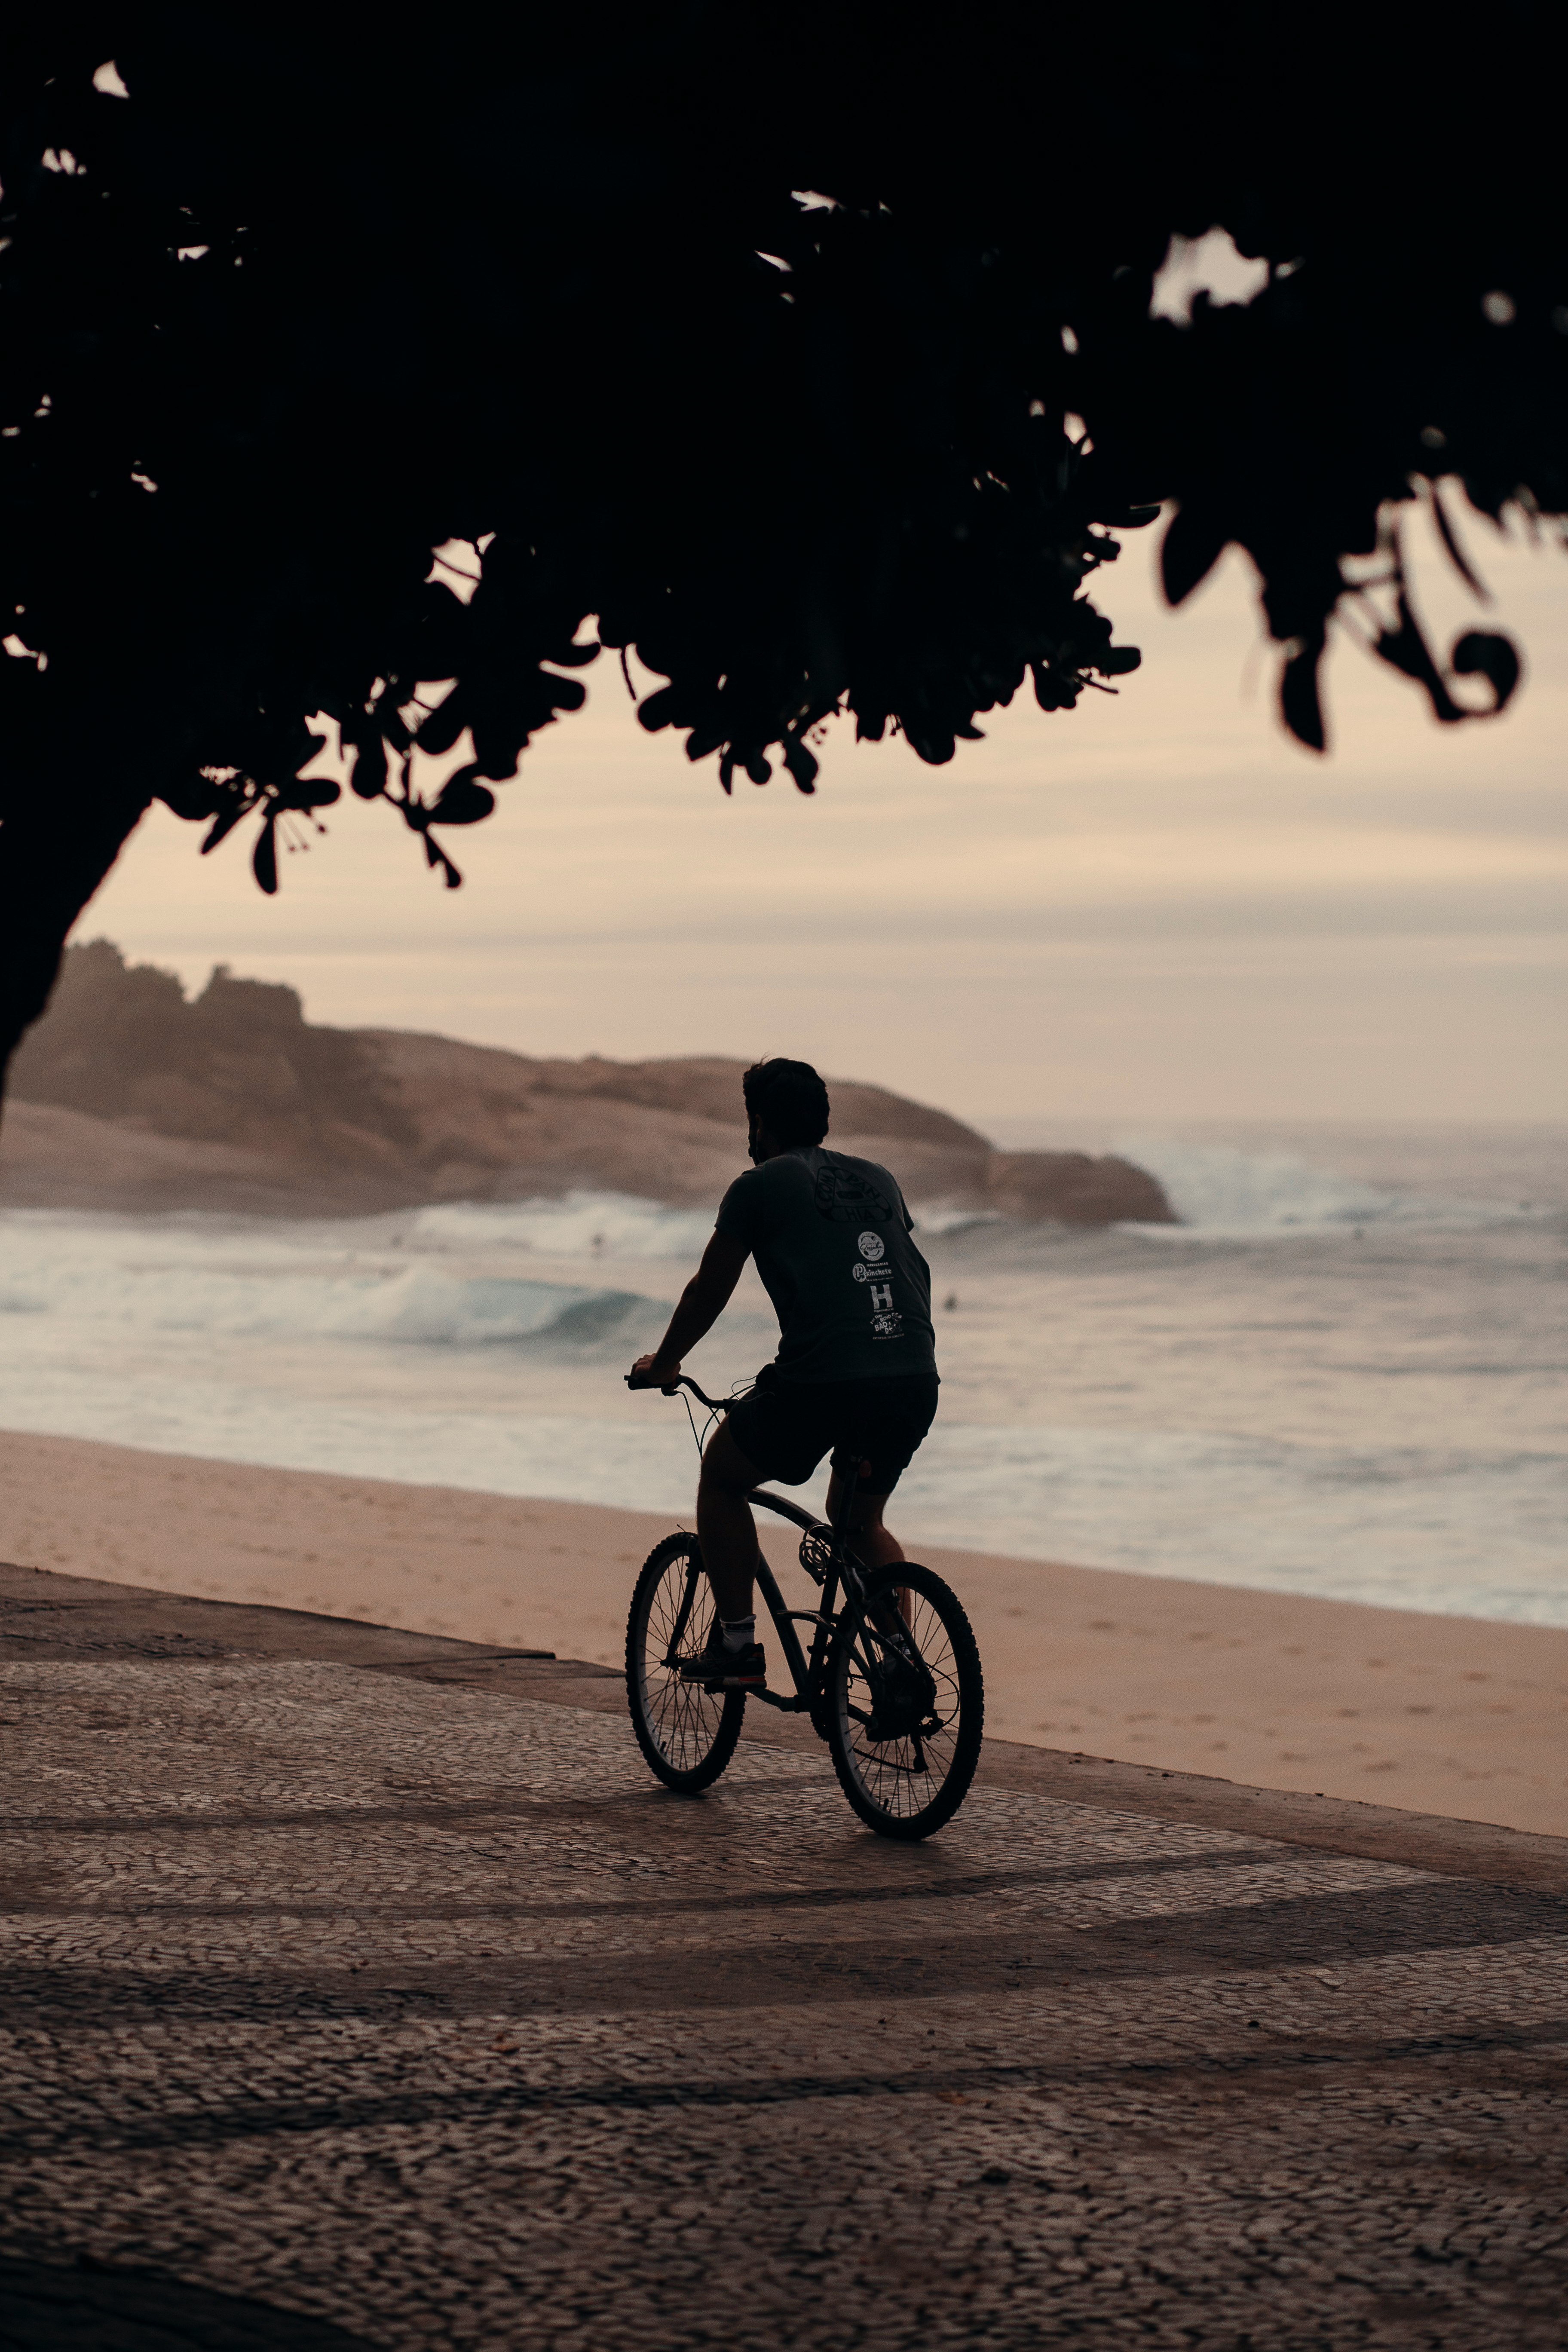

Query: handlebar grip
<box><xmin>625</xmin><ymin>1371</ymin><xmax>730</xmax><ymax>1411</ymax></box>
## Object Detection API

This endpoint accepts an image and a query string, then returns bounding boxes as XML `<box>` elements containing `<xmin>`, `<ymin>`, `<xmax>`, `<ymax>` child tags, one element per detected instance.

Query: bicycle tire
<box><xmin>827</xmin><ymin>1562</ymin><xmax>983</xmax><ymax>1840</ymax></box>
<box><xmin>626</xmin><ymin>1533</ymin><xmax>746</xmax><ymax>1793</ymax></box>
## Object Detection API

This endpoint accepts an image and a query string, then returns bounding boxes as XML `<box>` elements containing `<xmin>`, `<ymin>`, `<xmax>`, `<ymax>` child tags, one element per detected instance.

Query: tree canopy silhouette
<box><xmin>3</xmin><ymin>5</ymin><xmax>1563</xmax><ymax>1078</ymax></box>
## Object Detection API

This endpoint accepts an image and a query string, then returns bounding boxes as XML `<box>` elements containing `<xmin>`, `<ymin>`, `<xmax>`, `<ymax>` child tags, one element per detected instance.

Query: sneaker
<box><xmin>677</xmin><ymin>1627</ymin><xmax>766</xmax><ymax>1689</ymax></box>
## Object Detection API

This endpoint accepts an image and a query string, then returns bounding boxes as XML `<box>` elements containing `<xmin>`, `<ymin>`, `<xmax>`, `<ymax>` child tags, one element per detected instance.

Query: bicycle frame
<box><xmin>747</xmin><ymin>1482</ymin><xmax>860</xmax><ymax>1717</ymax></box>
<box><xmin>640</xmin><ymin>1374</ymin><xmax>883</xmax><ymax>1716</ymax></box>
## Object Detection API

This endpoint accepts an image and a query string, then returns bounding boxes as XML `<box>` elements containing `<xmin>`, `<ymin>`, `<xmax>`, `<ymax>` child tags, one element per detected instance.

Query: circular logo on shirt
<box><xmin>857</xmin><ymin>1231</ymin><xmax>886</xmax><ymax>1262</ymax></box>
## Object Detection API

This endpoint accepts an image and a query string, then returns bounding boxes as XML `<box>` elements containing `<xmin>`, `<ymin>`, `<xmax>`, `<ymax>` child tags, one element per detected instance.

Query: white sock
<box><xmin>720</xmin><ymin>1615</ymin><xmax>756</xmax><ymax>1654</ymax></box>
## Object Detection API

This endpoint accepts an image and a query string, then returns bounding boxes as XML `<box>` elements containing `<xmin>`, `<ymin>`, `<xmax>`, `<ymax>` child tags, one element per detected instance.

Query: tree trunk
<box><xmin>0</xmin><ymin>787</ymin><xmax>152</xmax><ymax>1113</ymax></box>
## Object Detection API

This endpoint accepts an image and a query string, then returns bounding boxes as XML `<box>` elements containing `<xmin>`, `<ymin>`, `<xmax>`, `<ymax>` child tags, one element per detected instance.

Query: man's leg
<box><xmin>826</xmin><ymin>1465</ymin><xmax>912</xmax><ymax>1629</ymax></box>
<box><xmin>825</xmin><ymin>1464</ymin><xmax>905</xmax><ymax>1573</ymax></box>
<box><xmin>696</xmin><ymin>1421</ymin><xmax>766</xmax><ymax>1620</ymax></box>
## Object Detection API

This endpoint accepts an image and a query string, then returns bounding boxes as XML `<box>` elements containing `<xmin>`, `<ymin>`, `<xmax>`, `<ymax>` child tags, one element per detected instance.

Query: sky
<box><xmin>78</xmin><ymin>492</ymin><xmax>1567</xmax><ymax>1131</ymax></box>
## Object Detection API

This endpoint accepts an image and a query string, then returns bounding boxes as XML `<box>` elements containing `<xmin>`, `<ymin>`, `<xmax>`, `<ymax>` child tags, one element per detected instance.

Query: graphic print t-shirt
<box><xmin>715</xmin><ymin>1146</ymin><xmax>938</xmax><ymax>1384</ymax></box>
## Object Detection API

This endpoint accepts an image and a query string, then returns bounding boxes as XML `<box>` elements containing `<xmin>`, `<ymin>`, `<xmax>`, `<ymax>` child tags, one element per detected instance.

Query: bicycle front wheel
<box><xmin>626</xmin><ymin>1534</ymin><xmax>746</xmax><ymax>1793</ymax></box>
<box><xmin>827</xmin><ymin>1562</ymin><xmax>983</xmax><ymax>1840</ymax></box>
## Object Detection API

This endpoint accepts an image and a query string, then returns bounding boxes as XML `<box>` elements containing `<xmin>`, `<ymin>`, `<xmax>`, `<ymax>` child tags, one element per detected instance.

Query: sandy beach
<box><xmin>3</xmin><ymin>1425</ymin><xmax>1564</xmax><ymax>1835</ymax></box>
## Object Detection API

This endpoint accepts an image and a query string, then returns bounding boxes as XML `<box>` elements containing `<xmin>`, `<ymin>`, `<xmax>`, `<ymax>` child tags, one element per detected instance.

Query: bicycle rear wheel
<box><xmin>626</xmin><ymin>1534</ymin><xmax>746</xmax><ymax>1793</ymax></box>
<box><xmin>827</xmin><ymin>1562</ymin><xmax>983</xmax><ymax>1839</ymax></box>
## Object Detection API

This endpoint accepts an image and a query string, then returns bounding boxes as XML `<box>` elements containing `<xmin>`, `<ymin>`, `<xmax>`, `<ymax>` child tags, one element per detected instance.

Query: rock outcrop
<box><xmin>1</xmin><ymin>941</ymin><xmax>1175</xmax><ymax>1226</ymax></box>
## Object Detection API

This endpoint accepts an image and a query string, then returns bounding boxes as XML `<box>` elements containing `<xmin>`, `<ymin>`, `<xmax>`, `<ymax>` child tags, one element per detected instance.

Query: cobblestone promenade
<box><xmin>2</xmin><ymin>1563</ymin><xmax>1565</xmax><ymax>2349</ymax></box>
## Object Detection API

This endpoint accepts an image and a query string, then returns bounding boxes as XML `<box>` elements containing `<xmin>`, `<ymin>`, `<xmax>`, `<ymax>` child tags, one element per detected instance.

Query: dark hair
<box><xmin>742</xmin><ymin>1058</ymin><xmax>830</xmax><ymax>1148</ymax></box>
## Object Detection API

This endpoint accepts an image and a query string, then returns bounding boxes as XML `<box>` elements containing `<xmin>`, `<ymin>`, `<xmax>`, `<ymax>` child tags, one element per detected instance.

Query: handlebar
<box><xmin>625</xmin><ymin>1372</ymin><xmax>731</xmax><ymax>1412</ymax></box>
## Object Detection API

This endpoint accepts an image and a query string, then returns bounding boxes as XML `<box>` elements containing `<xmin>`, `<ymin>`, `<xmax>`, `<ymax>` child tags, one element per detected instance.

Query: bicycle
<box><xmin>623</xmin><ymin>1374</ymin><xmax>984</xmax><ymax>1840</ymax></box>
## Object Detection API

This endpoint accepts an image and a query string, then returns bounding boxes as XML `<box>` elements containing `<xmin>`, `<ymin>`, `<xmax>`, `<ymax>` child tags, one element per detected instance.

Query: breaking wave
<box><xmin>409</xmin><ymin>1191</ymin><xmax>714</xmax><ymax>1261</ymax></box>
<box><xmin>1117</xmin><ymin>1137</ymin><xmax>1535</xmax><ymax>1238</ymax></box>
<box><xmin>0</xmin><ymin>1209</ymin><xmax>656</xmax><ymax>1351</ymax></box>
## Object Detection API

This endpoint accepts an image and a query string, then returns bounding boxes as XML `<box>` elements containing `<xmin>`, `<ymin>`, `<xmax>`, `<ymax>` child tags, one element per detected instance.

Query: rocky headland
<box><xmin>0</xmin><ymin>940</ymin><xmax>1174</xmax><ymax>1225</ymax></box>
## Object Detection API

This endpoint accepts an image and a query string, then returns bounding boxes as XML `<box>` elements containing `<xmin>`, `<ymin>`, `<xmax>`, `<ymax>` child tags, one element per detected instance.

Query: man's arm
<box><xmin>628</xmin><ymin>1230</ymin><xmax>751</xmax><ymax>1386</ymax></box>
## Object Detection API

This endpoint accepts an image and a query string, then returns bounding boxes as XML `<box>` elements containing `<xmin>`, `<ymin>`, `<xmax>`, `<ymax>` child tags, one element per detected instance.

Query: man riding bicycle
<box><xmin>628</xmin><ymin>1057</ymin><xmax>939</xmax><ymax>1691</ymax></box>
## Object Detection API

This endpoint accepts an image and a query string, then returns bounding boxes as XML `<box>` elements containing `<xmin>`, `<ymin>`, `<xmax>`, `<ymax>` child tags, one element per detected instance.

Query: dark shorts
<box><xmin>724</xmin><ymin>1370</ymin><xmax>939</xmax><ymax>1496</ymax></box>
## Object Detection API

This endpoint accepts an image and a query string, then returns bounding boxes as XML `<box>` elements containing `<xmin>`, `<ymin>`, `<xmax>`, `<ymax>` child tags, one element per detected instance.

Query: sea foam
<box><xmin>1115</xmin><ymin>1136</ymin><xmax>1534</xmax><ymax>1237</ymax></box>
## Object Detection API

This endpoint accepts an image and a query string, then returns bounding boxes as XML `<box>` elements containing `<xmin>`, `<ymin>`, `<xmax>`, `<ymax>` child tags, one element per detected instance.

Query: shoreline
<box><xmin>3</xmin><ymin>1426</ymin><xmax>1566</xmax><ymax>1835</ymax></box>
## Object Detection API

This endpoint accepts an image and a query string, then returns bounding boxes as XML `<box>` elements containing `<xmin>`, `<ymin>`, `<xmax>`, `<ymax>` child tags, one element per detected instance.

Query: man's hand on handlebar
<box><xmin>627</xmin><ymin>1353</ymin><xmax>682</xmax><ymax>1391</ymax></box>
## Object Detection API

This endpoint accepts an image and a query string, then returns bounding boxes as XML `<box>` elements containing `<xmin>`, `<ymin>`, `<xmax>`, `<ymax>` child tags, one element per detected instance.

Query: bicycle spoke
<box><xmin>831</xmin><ymin>1568</ymin><xmax>980</xmax><ymax>1832</ymax></box>
<box><xmin>628</xmin><ymin>1539</ymin><xmax>745</xmax><ymax>1790</ymax></box>
<box><xmin>644</xmin><ymin>1565</ymin><xmax>723</xmax><ymax>1772</ymax></box>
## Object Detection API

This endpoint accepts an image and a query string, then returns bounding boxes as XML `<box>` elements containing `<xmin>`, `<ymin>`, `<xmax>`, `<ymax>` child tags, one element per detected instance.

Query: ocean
<box><xmin>0</xmin><ymin>1122</ymin><xmax>1562</xmax><ymax>1626</ymax></box>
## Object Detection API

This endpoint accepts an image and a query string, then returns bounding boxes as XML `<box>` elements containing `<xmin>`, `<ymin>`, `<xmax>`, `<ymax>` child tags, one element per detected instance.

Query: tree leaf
<box><xmin>1280</xmin><ymin>631</ymin><xmax>1326</xmax><ymax>751</ymax></box>
<box><xmin>347</xmin><ymin>736</ymin><xmax>388</xmax><ymax>802</ymax></box>
<box><xmin>252</xmin><ymin>818</ymin><xmax>278</xmax><ymax>894</ymax></box>
<box><xmin>412</xmin><ymin>692</ymin><xmax>468</xmax><ymax>759</ymax></box>
<box><xmin>429</xmin><ymin>766</ymin><xmax>496</xmax><ymax>825</ymax></box>
<box><xmin>160</xmin><ymin>773</ymin><xmax>224</xmax><ymax>822</ymax></box>
<box><xmin>1031</xmin><ymin>662</ymin><xmax>1077</xmax><ymax>711</ymax></box>
<box><xmin>200</xmin><ymin>795</ymin><xmax>252</xmax><ymax>855</ymax></box>
<box><xmin>1428</xmin><ymin>487</ymin><xmax>1489</xmax><ymax>603</ymax></box>
<box><xmin>1450</xmin><ymin>629</ymin><xmax>1521</xmax><ymax>713</ymax></box>
<box><xmin>1161</xmin><ymin>506</ymin><xmax>1229</xmax><ymax>606</ymax></box>
<box><xmin>782</xmin><ymin>737</ymin><xmax>818</xmax><ymax>793</ymax></box>
<box><xmin>1373</xmin><ymin>595</ymin><xmax>1463</xmax><ymax>723</ymax></box>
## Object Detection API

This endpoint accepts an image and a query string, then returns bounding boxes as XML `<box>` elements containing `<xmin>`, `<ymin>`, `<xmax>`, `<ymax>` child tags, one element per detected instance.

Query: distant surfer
<box><xmin>628</xmin><ymin>1057</ymin><xmax>938</xmax><ymax>1687</ymax></box>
